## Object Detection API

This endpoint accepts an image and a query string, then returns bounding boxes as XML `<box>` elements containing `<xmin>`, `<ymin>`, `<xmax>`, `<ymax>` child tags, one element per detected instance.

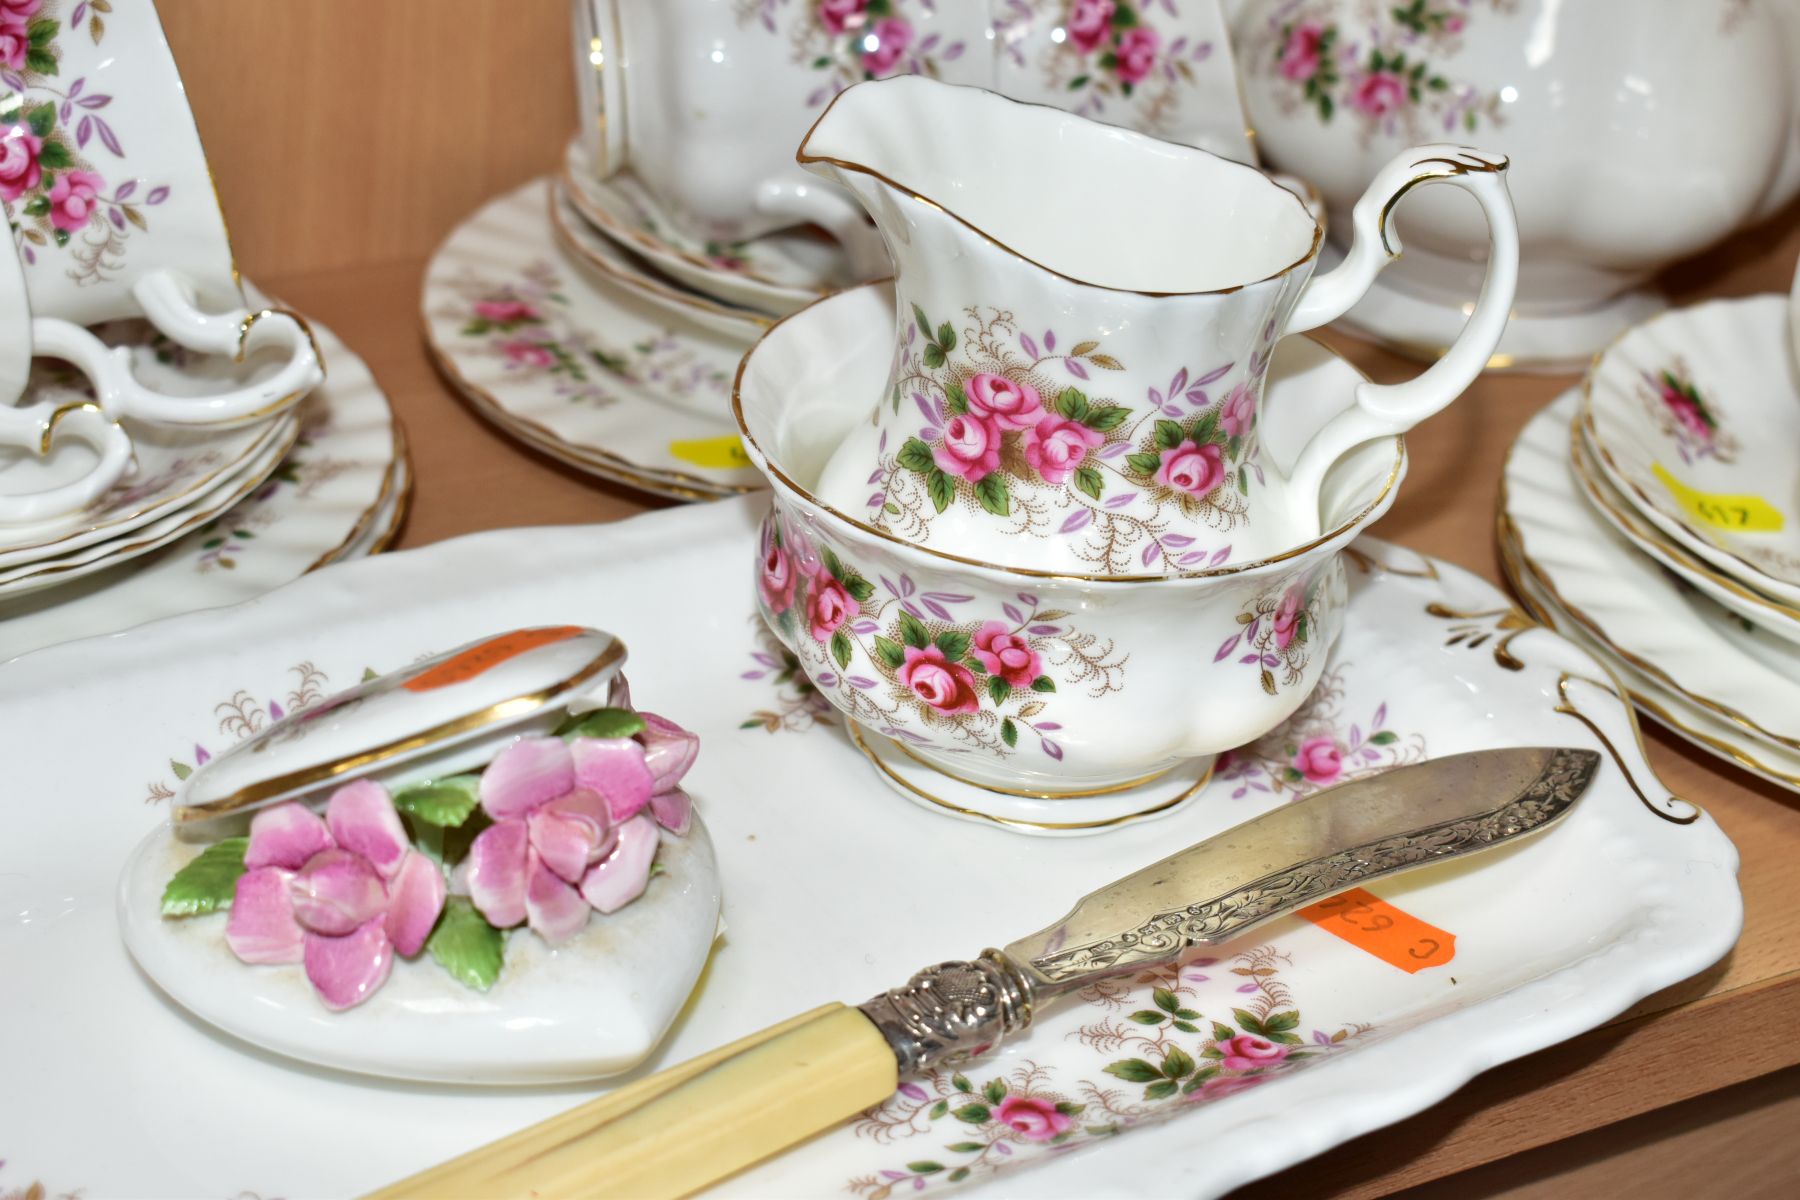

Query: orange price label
<box><xmin>403</xmin><ymin>626</ymin><xmax>585</xmax><ymax>692</ymax></box>
<box><xmin>1296</xmin><ymin>887</ymin><xmax>1455</xmax><ymax>974</ymax></box>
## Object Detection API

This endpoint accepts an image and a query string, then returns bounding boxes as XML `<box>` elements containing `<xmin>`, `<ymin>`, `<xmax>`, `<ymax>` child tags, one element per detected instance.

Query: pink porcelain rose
<box><xmin>973</xmin><ymin>622</ymin><xmax>1041</xmax><ymax>688</ymax></box>
<box><xmin>1350</xmin><ymin>70</ymin><xmax>1408</xmax><ymax>117</ymax></box>
<box><xmin>995</xmin><ymin>1095</ymin><xmax>1072</xmax><ymax>1142</ymax></box>
<box><xmin>225</xmin><ymin>782</ymin><xmax>447</xmax><ymax>1011</ymax></box>
<box><xmin>475</xmin><ymin>298</ymin><xmax>538</xmax><ymax>324</ymax></box>
<box><xmin>1217</xmin><ymin>1034</ymin><xmax>1290</xmax><ymax>1071</ymax></box>
<box><xmin>898</xmin><ymin>643</ymin><xmax>981</xmax><ymax>715</ymax></box>
<box><xmin>468</xmin><ymin>721</ymin><xmax>699</xmax><ymax>941</ymax></box>
<box><xmin>501</xmin><ymin>339</ymin><xmax>555</xmax><ymax>369</ymax></box>
<box><xmin>1291</xmin><ymin>734</ymin><xmax>1343</xmax><ymax>784</ymax></box>
<box><xmin>819</xmin><ymin>0</ymin><xmax>869</xmax><ymax>36</ymax></box>
<box><xmin>758</xmin><ymin>534</ymin><xmax>797</xmax><ymax>614</ymax></box>
<box><xmin>860</xmin><ymin>16</ymin><xmax>912</xmax><ymax>75</ymax></box>
<box><xmin>1270</xmin><ymin>582</ymin><xmax>1305</xmax><ymax>649</ymax></box>
<box><xmin>807</xmin><ymin>568</ymin><xmax>854</xmax><ymax>641</ymax></box>
<box><xmin>965</xmin><ymin>372</ymin><xmax>1044</xmax><ymax>430</ymax></box>
<box><xmin>934</xmin><ymin>412</ymin><xmax>1003</xmax><ymax>481</ymax></box>
<box><xmin>1155</xmin><ymin>439</ymin><xmax>1225</xmax><ymax>498</ymax></box>
<box><xmin>1115</xmin><ymin>26</ymin><xmax>1159</xmax><ymax>84</ymax></box>
<box><xmin>1024</xmin><ymin>415</ymin><xmax>1103</xmax><ymax>486</ymax></box>
<box><xmin>0</xmin><ymin>122</ymin><xmax>42</xmax><ymax>202</ymax></box>
<box><xmin>47</xmin><ymin>168</ymin><xmax>103</xmax><ymax>233</ymax></box>
<box><xmin>1218</xmin><ymin>382</ymin><xmax>1256</xmax><ymax>438</ymax></box>
<box><xmin>1279</xmin><ymin>21</ymin><xmax>1325</xmax><ymax>82</ymax></box>
<box><xmin>1067</xmin><ymin>0</ymin><xmax>1116</xmax><ymax>55</ymax></box>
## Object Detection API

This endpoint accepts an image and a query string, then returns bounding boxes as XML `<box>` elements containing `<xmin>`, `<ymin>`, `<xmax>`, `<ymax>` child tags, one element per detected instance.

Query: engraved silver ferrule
<box><xmin>857</xmin><ymin>949</ymin><xmax>1036</xmax><ymax>1075</ymax></box>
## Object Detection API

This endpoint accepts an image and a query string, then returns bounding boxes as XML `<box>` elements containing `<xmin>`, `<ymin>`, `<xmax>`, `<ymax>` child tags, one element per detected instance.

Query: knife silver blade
<box><xmin>861</xmin><ymin>745</ymin><xmax>1599</xmax><ymax>1072</ymax></box>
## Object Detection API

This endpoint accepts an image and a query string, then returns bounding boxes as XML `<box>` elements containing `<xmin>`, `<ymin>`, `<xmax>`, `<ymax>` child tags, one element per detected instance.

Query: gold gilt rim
<box><xmin>850</xmin><ymin>724</ymin><xmax>1213</xmax><ymax>831</ymax></box>
<box><xmin>545</xmin><ymin>181</ymin><xmax>774</xmax><ymax>332</ymax></box>
<box><xmin>1566</xmin><ymin>415</ymin><xmax>1800</xmax><ymax>626</ymax></box>
<box><xmin>733</xmin><ymin>281</ymin><xmax>1406</xmax><ymax>585</ymax></box>
<box><xmin>302</xmin><ymin>415</ymin><xmax>411</xmax><ymax>572</ymax></box>
<box><xmin>173</xmin><ymin>637</ymin><xmax>628</xmax><ymax>824</ymax></box>
<box><xmin>795</xmin><ymin>81</ymin><xmax>1323</xmax><ymax>300</ymax></box>
<box><xmin>4</xmin><ymin>409</ymin><xmax>293</xmax><ymax>559</ymax></box>
<box><xmin>441</xmin><ymin>361</ymin><xmax>747</xmax><ymax>504</ymax></box>
<box><xmin>420</xmin><ymin>313</ymin><xmax>759</xmax><ymax>500</ymax></box>
<box><xmin>558</xmin><ymin>148</ymin><xmax>822</xmax><ymax>299</ymax></box>
<box><xmin>1496</xmin><ymin>468</ymin><xmax>1800</xmax><ymax>754</ymax></box>
<box><xmin>0</xmin><ymin>416</ymin><xmax>304</xmax><ymax>588</ymax></box>
<box><xmin>1501</xmin><ymin>528</ymin><xmax>1800</xmax><ymax>790</ymax></box>
<box><xmin>1577</xmin><ymin>309</ymin><xmax>1800</xmax><ymax>596</ymax></box>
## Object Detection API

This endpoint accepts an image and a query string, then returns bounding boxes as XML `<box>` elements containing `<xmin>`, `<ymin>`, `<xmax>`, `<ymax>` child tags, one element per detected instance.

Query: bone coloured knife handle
<box><xmin>367</xmin><ymin>954</ymin><xmax>1035</xmax><ymax>1200</ymax></box>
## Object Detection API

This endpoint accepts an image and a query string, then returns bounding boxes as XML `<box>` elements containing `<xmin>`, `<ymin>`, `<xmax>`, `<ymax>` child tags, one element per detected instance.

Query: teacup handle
<box><xmin>1282</xmin><ymin>144</ymin><xmax>1518</xmax><ymax>517</ymax></box>
<box><xmin>29</xmin><ymin>274</ymin><xmax>325</xmax><ymax>429</ymax></box>
<box><xmin>0</xmin><ymin>400</ymin><xmax>134</xmax><ymax>523</ymax></box>
<box><xmin>754</xmin><ymin>177</ymin><xmax>890</xmax><ymax>280</ymax></box>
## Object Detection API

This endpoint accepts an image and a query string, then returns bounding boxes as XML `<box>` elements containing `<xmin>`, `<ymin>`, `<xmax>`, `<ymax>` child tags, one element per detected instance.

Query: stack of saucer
<box><xmin>1501</xmin><ymin>293</ymin><xmax>1800</xmax><ymax>790</ymax></box>
<box><xmin>0</xmin><ymin>0</ymin><xmax>404</xmax><ymax>661</ymax></box>
<box><xmin>422</xmin><ymin>0</ymin><xmax>1273</xmax><ymax>503</ymax></box>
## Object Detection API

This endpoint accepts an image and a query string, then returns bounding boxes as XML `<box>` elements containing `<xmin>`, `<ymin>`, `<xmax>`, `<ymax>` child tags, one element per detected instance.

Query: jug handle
<box><xmin>1282</xmin><ymin>145</ymin><xmax>1518</xmax><ymax>518</ymax></box>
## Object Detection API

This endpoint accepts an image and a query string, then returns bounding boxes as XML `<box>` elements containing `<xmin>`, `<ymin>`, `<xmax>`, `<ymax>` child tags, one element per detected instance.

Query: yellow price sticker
<box><xmin>1652</xmin><ymin>463</ymin><xmax>1784</xmax><ymax>533</ymax></box>
<box><xmin>667</xmin><ymin>436</ymin><xmax>752</xmax><ymax>471</ymax></box>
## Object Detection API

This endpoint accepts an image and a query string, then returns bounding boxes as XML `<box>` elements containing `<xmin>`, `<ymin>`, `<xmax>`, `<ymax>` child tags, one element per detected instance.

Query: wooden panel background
<box><xmin>159</xmin><ymin>0</ymin><xmax>576</xmax><ymax>279</ymax></box>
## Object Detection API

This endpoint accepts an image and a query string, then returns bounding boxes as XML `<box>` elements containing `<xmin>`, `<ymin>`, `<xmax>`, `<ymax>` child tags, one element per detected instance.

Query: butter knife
<box><xmin>371</xmin><ymin>745</ymin><xmax>1598</xmax><ymax>1200</ymax></box>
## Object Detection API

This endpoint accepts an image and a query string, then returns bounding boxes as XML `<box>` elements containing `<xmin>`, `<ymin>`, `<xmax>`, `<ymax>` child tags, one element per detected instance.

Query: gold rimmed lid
<box><xmin>171</xmin><ymin>627</ymin><xmax>626</xmax><ymax>829</ymax></box>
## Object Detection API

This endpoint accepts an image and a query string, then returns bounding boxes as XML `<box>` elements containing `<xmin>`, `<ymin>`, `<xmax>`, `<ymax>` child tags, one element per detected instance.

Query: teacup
<box><xmin>736</xmin><ymin>282</ymin><xmax>1405</xmax><ymax>827</ymax></box>
<box><xmin>569</xmin><ymin>0</ymin><xmax>987</xmax><ymax>263</ymax></box>
<box><xmin>806</xmin><ymin>76</ymin><xmax>1515</xmax><ymax>575</ymax></box>
<box><xmin>0</xmin><ymin>0</ymin><xmax>321</xmax><ymax>423</ymax></box>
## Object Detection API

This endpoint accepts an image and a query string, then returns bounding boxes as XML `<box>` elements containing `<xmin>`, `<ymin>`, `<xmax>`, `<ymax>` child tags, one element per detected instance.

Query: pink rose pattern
<box><xmin>1216</xmin><ymin>665</ymin><xmax>1424</xmax><ymax>802</ymax></box>
<box><xmin>1216</xmin><ymin>570</ymin><xmax>1328</xmax><ymax>696</ymax></box>
<box><xmin>852</xmin><ymin>946</ymin><xmax>1368</xmax><ymax>1192</ymax></box>
<box><xmin>1640</xmin><ymin>363</ymin><xmax>1736</xmax><ymax>465</ymax></box>
<box><xmin>1034</xmin><ymin>0</ymin><xmax>1217</xmax><ymax>136</ymax></box>
<box><xmin>454</xmin><ymin>260</ymin><xmax>730</xmax><ymax>407</ymax></box>
<box><xmin>737</xmin><ymin>0</ymin><xmax>966</xmax><ymax>108</ymax></box>
<box><xmin>756</xmin><ymin>509</ymin><xmax>1105</xmax><ymax>760</ymax></box>
<box><xmin>1250</xmin><ymin>0</ymin><xmax>1507</xmax><ymax>138</ymax></box>
<box><xmin>877</xmin><ymin>305</ymin><xmax>1260</xmax><ymax>574</ymax></box>
<box><xmin>2</xmin><ymin>1</ymin><xmax>173</xmax><ymax>276</ymax></box>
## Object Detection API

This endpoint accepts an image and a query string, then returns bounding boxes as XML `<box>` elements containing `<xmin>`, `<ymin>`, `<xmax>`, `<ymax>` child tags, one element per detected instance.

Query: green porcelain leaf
<box><xmin>161</xmin><ymin>837</ymin><xmax>249</xmax><ymax>917</ymax></box>
<box><xmin>392</xmin><ymin>775</ymin><xmax>482</xmax><ymax>828</ymax></box>
<box><xmin>557</xmin><ymin>707</ymin><xmax>646</xmax><ymax>741</ymax></box>
<box><xmin>427</xmin><ymin>897</ymin><xmax>506</xmax><ymax>991</ymax></box>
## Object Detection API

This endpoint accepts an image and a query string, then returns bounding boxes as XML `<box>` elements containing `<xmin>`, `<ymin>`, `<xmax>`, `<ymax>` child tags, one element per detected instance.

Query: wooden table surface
<box><xmin>159</xmin><ymin>2</ymin><xmax>1800</xmax><ymax>1194</ymax></box>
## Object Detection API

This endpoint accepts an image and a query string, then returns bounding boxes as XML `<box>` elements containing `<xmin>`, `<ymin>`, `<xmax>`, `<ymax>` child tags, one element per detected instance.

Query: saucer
<box><xmin>0</xmin><ymin>500</ymin><xmax>1738</xmax><ymax>1197</ymax></box>
<box><xmin>561</xmin><ymin>140</ymin><xmax>851</xmax><ymax>315</ymax></box>
<box><xmin>0</xmin><ymin>416</ymin><xmax>299</xmax><ymax>597</ymax></box>
<box><xmin>1582</xmin><ymin>295</ymin><xmax>1800</xmax><ymax>601</ymax></box>
<box><xmin>0</xmin><ymin>316</ymin><xmax>403</xmax><ymax>662</ymax></box>
<box><xmin>1503</xmin><ymin>389</ymin><xmax>1800</xmax><ymax>758</ymax></box>
<box><xmin>1503</xmin><ymin>529</ymin><xmax>1800</xmax><ymax>792</ymax></box>
<box><xmin>422</xmin><ymin>179</ymin><xmax>764</xmax><ymax>500</ymax></box>
<box><xmin>547</xmin><ymin>179</ymin><xmax>770</xmax><ymax>342</ymax></box>
<box><xmin>1567</xmin><ymin>415</ymin><xmax>1800</xmax><ymax>643</ymax></box>
<box><xmin>0</xmin><ymin>336</ymin><xmax>296</xmax><ymax>563</ymax></box>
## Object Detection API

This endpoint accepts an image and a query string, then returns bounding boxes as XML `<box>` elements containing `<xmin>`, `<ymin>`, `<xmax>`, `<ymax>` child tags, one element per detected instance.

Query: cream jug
<box><xmin>808</xmin><ymin>76</ymin><xmax>1517</xmax><ymax>575</ymax></box>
